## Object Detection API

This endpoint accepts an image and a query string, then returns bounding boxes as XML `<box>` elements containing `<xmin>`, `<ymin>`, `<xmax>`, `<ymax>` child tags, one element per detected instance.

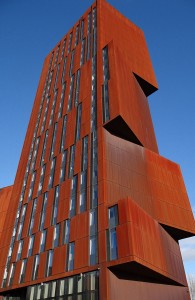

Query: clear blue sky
<box><xmin>0</xmin><ymin>0</ymin><xmax>194</xmax><ymax>277</ymax></box>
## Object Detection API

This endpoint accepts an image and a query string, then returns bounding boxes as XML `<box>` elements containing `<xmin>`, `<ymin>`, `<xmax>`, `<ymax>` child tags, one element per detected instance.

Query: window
<box><xmin>28</xmin><ymin>198</ymin><xmax>38</xmax><ymax>236</ymax></box>
<box><xmin>69</xmin><ymin>175</ymin><xmax>78</xmax><ymax>218</ymax></box>
<box><xmin>68</xmin><ymin>32</ymin><xmax>73</xmax><ymax>54</ymax></box>
<box><xmin>37</xmin><ymin>164</ymin><xmax>46</xmax><ymax>196</ymax></box>
<box><xmin>107</xmin><ymin>205</ymin><xmax>118</xmax><ymax>261</ymax></box>
<box><xmin>28</xmin><ymin>235</ymin><xmax>34</xmax><ymax>257</ymax></box>
<box><xmin>74</xmin><ymin>69</ymin><xmax>81</xmax><ymax>107</ymax></box>
<box><xmin>68</xmin><ymin>145</ymin><xmax>75</xmax><ymax>178</ymax></box>
<box><xmin>46</xmin><ymin>250</ymin><xmax>53</xmax><ymax>277</ymax></box>
<box><xmin>69</xmin><ymin>50</ymin><xmax>75</xmax><ymax>77</ymax></box>
<box><xmin>17</xmin><ymin>205</ymin><xmax>27</xmax><ymax>240</ymax></box>
<box><xmin>39</xmin><ymin>192</ymin><xmax>48</xmax><ymax>231</ymax></box>
<box><xmin>75</xmin><ymin>103</ymin><xmax>82</xmax><ymax>142</ymax></box>
<box><xmin>8</xmin><ymin>263</ymin><xmax>16</xmax><ymax>286</ymax></box>
<box><xmin>54</xmin><ymin>63</ymin><xmax>60</xmax><ymax>91</ymax></box>
<box><xmin>60</xmin><ymin>149</ymin><xmax>67</xmax><ymax>183</ymax></box>
<box><xmin>32</xmin><ymin>254</ymin><xmax>39</xmax><ymax>280</ymax></box>
<box><xmin>66</xmin><ymin>242</ymin><xmax>75</xmax><ymax>271</ymax></box>
<box><xmin>61</xmin><ymin>56</ymin><xmax>67</xmax><ymax>84</ymax></box>
<box><xmin>67</xmin><ymin>74</ymin><xmax>75</xmax><ymax>112</ymax></box>
<box><xmin>51</xmin><ymin>185</ymin><xmax>60</xmax><ymax>226</ymax></box>
<box><xmin>60</xmin><ymin>115</ymin><xmax>67</xmax><ymax>153</ymax></box>
<box><xmin>92</xmin><ymin>8</ymin><xmax>97</xmax><ymax>56</ymax></box>
<box><xmin>48</xmin><ymin>157</ymin><xmax>56</xmax><ymax>190</ymax></box>
<box><xmin>90</xmin><ymin>132</ymin><xmax>98</xmax><ymax>209</ymax></box>
<box><xmin>50</xmin><ymin>122</ymin><xmax>58</xmax><ymax>159</ymax></box>
<box><xmin>41</xmin><ymin>96</ymin><xmax>50</xmax><ymax>134</ymax></box>
<box><xmin>40</xmin><ymin>230</ymin><xmax>47</xmax><ymax>253</ymax></box>
<box><xmin>49</xmin><ymin>91</ymin><xmax>58</xmax><ymax>127</ymax></box>
<box><xmin>61</xmin><ymin>39</ymin><xmax>66</xmax><ymax>59</ymax></box>
<box><xmin>86</xmin><ymin>12</ymin><xmax>92</xmax><ymax>61</ymax></box>
<box><xmin>79</xmin><ymin>170</ymin><xmax>87</xmax><ymax>212</ymax></box>
<box><xmin>63</xmin><ymin>219</ymin><xmax>70</xmax><ymax>244</ymax></box>
<box><xmin>58</xmin><ymin>82</ymin><xmax>66</xmax><ymax>119</ymax></box>
<box><xmin>53</xmin><ymin>223</ymin><xmax>60</xmax><ymax>248</ymax></box>
<box><xmin>80</xmin><ymin>19</ymin><xmax>84</xmax><ymax>41</ymax></box>
<box><xmin>28</xmin><ymin>171</ymin><xmax>36</xmax><ymax>201</ymax></box>
<box><xmin>47</xmin><ymin>71</ymin><xmax>53</xmax><ymax>95</ymax></box>
<box><xmin>80</xmin><ymin>38</ymin><xmax>86</xmax><ymax>66</ymax></box>
<box><xmin>30</xmin><ymin>137</ymin><xmax>40</xmax><ymax>172</ymax></box>
<box><xmin>40</xmin><ymin>130</ymin><xmax>49</xmax><ymax>166</ymax></box>
<box><xmin>19</xmin><ymin>259</ymin><xmax>27</xmax><ymax>283</ymax></box>
<box><xmin>102</xmin><ymin>46</ymin><xmax>110</xmax><ymax>123</ymax></box>
<box><xmin>89</xmin><ymin>209</ymin><xmax>97</xmax><ymax>236</ymax></box>
<box><xmin>16</xmin><ymin>240</ymin><xmax>23</xmax><ymax>261</ymax></box>
<box><xmin>89</xmin><ymin>236</ymin><xmax>98</xmax><ymax>265</ymax></box>
<box><xmin>75</xmin><ymin>25</ymin><xmax>79</xmax><ymax>46</ymax></box>
<box><xmin>81</xmin><ymin>135</ymin><xmax>88</xmax><ymax>171</ymax></box>
<box><xmin>54</xmin><ymin>45</ymin><xmax>60</xmax><ymax>68</ymax></box>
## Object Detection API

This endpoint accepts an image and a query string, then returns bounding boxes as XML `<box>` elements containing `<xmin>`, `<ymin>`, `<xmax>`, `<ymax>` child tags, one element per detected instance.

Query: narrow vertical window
<box><xmin>41</xmin><ymin>96</ymin><xmax>50</xmax><ymax>134</ymax></box>
<box><xmin>54</xmin><ymin>63</ymin><xmax>60</xmax><ymax>91</ymax></box>
<box><xmin>61</xmin><ymin>57</ymin><xmax>67</xmax><ymax>84</ymax></box>
<box><xmin>39</xmin><ymin>192</ymin><xmax>48</xmax><ymax>231</ymax></box>
<box><xmin>51</xmin><ymin>185</ymin><xmax>60</xmax><ymax>226</ymax></box>
<box><xmin>66</xmin><ymin>242</ymin><xmax>75</xmax><ymax>271</ymax></box>
<box><xmin>90</xmin><ymin>132</ymin><xmax>98</xmax><ymax>209</ymax></box>
<box><xmin>40</xmin><ymin>130</ymin><xmax>49</xmax><ymax>166</ymax></box>
<box><xmin>28</xmin><ymin>198</ymin><xmax>38</xmax><ymax>236</ymax></box>
<box><xmin>68</xmin><ymin>145</ymin><xmax>75</xmax><ymax>178</ymax></box>
<box><xmin>19</xmin><ymin>259</ymin><xmax>27</xmax><ymax>283</ymax></box>
<box><xmin>54</xmin><ymin>45</ymin><xmax>60</xmax><ymax>68</ymax></box>
<box><xmin>79</xmin><ymin>170</ymin><xmax>87</xmax><ymax>212</ymax></box>
<box><xmin>69</xmin><ymin>175</ymin><xmax>78</xmax><ymax>218</ymax></box>
<box><xmin>89</xmin><ymin>209</ymin><xmax>97</xmax><ymax>236</ymax></box>
<box><xmin>61</xmin><ymin>38</ymin><xmax>66</xmax><ymax>59</ymax></box>
<box><xmin>67</xmin><ymin>74</ymin><xmax>75</xmax><ymax>112</ymax></box>
<box><xmin>92</xmin><ymin>7</ymin><xmax>97</xmax><ymax>56</ymax></box>
<box><xmin>48</xmin><ymin>157</ymin><xmax>56</xmax><ymax>190</ymax></box>
<box><xmin>63</xmin><ymin>219</ymin><xmax>70</xmax><ymax>244</ymax></box>
<box><xmin>46</xmin><ymin>250</ymin><xmax>53</xmax><ymax>277</ymax></box>
<box><xmin>60</xmin><ymin>115</ymin><xmax>67</xmax><ymax>152</ymax></box>
<box><xmin>47</xmin><ymin>71</ymin><xmax>53</xmax><ymax>95</ymax></box>
<box><xmin>60</xmin><ymin>149</ymin><xmax>67</xmax><ymax>183</ymax></box>
<box><xmin>28</xmin><ymin>235</ymin><xmax>34</xmax><ymax>257</ymax></box>
<box><xmin>74</xmin><ymin>69</ymin><xmax>81</xmax><ymax>107</ymax></box>
<box><xmin>37</xmin><ymin>164</ymin><xmax>46</xmax><ymax>196</ymax></box>
<box><xmin>28</xmin><ymin>171</ymin><xmax>36</xmax><ymax>201</ymax></box>
<box><xmin>16</xmin><ymin>240</ymin><xmax>23</xmax><ymax>261</ymax></box>
<box><xmin>53</xmin><ymin>224</ymin><xmax>60</xmax><ymax>248</ymax></box>
<box><xmin>58</xmin><ymin>82</ymin><xmax>66</xmax><ymax>119</ymax></box>
<box><xmin>81</xmin><ymin>135</ymin><xmax>88</xmax><ymax>171</ymax></box>
<box><xmin>49</xmin><ymin>90</ymin><xmax>58</xmax><ymax>127</ymax></box>
<box><xmin>30</xmin><ymin>137</ymin><xmax>40</xmax><ymax>172</ymax></box>
<box><xmin>102</xmin><ymin>46</ymin><xmax>110</xmax><ymax>123</ymax></box>
<box><xmin>40</xmin><ymin>230</ymin><xmax>47</xmax><ymax>253</ymax></box>
<box><xmin>8</xmin><ymin>263</ymin><xmax>16</xmax><ymax>286</ymax></box>
<box><xmin>32</xmin><ymin>254</ymin><xmax>39</xmax><ymax>280</ymax></box>
<box><xmin>75</xmin><ymin>25</ymin><xmax>79</xmax><ymax>46</ymax></box>
<box><xmin>89</xmin><ymin>235</ymin><xmax>98</xmax><ymax>266</ymax></box>
<box><xmin>80</xmin><ymin>19</ymin><xmax>84</xmax><ymax>41</ymax></box>
<box><xmin>69</xmin><ymin>50</ymin><xmax>75</xmax><ymax>77</ymax></box>
<box><xmin>80</xmin><ymin>38</ymin><xmax>86</xmax><ymax>66</ymax></box>
<box><xmin>17</xmin><ymin>205</ymin><xmax>27</xmax><ymax>240</ymax></box>
<box><xmin>75</xmin><ymin>103</ymin><xmax>82</xmax><ymax>142</ymax></box>
<box><xmin>86</xmin><ymin>12</ymin><xmax>92</xmax><ymax>61</ymax></box>
<box><xmin>107</xmin><ymin>205</ymin><xmax>118</xmax><ymax>261</ymax></box>
<box><xmin>68</xmin><ymin>32</ymin><xmax>73</xmax><ymax>54</ymax></box>
<box><xmin>50</xmin><ymin>122</ymin><xmax>58</xmax><ymax>159</ymax></box>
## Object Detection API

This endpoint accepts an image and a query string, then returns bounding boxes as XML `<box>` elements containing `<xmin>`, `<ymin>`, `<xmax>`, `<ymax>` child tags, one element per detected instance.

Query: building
<box><xmin>0</xmin><ymin>0</ymin><xmax>195</xmax><ymax>299</ymax></box>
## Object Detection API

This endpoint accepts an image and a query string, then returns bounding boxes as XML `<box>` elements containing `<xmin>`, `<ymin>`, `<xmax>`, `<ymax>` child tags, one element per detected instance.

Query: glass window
<box><xmin>75</xmin><ymin>25</ymin><xmax>79</xmax><ymax>46</ymax></box>
<box><xmin>81</xmin><ymin>136</ymin><xmax>88</xmax><ymax>171</ymax></box>
<box><xmin>32</xmin><ymin>254</ymin><xmax>39</xmax><ymax>280</ymax></box>
<box><xmin>60</xmin><ymin>149</ymin><xmax>67</xmax><ymax>183</ymax></box>
<box><xmin>80</xmin><ymin>19</ymin><xmax>84</xmax><ymax>41</ymax></box>
<box><xmin>102</xmin><ymin>46</ymin><xmax>110</xmax><ymax>81</ymax></box>
<box><xmin>16</xmin><ymin>240</ymin><xmax>23</xmax><ymax>261</ymax></box>
<box><xmin>66</xmin><ymin>242</ymin><xmax>75</xmax><ymax>271</ymax></box>
<box><xmin>79</xmin><ymin>170</ymin><xmax>87</xmax><ymax>212</ymax></box>
<box><xmin>54</xmin><ymin>45</ymin><xmax>60</xmax><ymax>68</ymax></box>
<box><xmin>68</xmin><ymin>145</ymin><xmax>75</xmax><ymax>178</ymax></box>
<box><xmin>63</xmin><ymin>219</ymin><xmax>70</xmax><ymax>244</ymax></box>
<box><xmin>69</xmin><ymin>175</ymin><xmax>78</xmax><ymax>218</ymax></box>
<box><xmin>69</xmin><ymin>50</ymin><xmax>75</xmax><ymax>77</ymax></box>
<box><xmin>37</xmin><ymin>164</ymin><xmax>46</xmax><ymax>196</ymax></box>
<box><xmin>28</xmin><ymin>235</ymin><xmax>35</xmax><ymax>257</ymax></box>
<box><xmin>51</xmin><ymin>185</ymin><xmax>60</xmax><ymax>226</ymax></box>
<box><xmin>67</xmin><ymin>74</ymin><xmax>75</xmax><ymax>112</ymax></box>
<box><xmin>60</xmin><ymin>115</ymin><xmax>67</xmax><ymax>153</ymax></box>
<box><xmin>54</xmin><ymin>63</ymin><xmax>60</xmax><ymax>91</ymax></box>
<box><xmin>47</xmin><ymin>71</ymin><xmax>53</xmax><ymax>95</ymax></box>
<box><xmin>61</xmin><ymin>38</ymin><xmax>66</xmax><ymax>59</ymax></box>
<box><xmin>89</xmin><ymin>236</ymin><xmax>98</xmax><ymax>265</ymax></box>
<box><xmin>28</xmin><ymin>198</ymin><xmax>38</xmax><ymax>235</ymax></box>
<box><xmin>30</xmin><ymin>137</ymin><xmax>40</xmax><ymax>172</ymax></box>
<box><xmin>75</xmin><ymin>103</ymin><xmax>82</xmax><ymax>142</ymax></box>
<box><xmin>108</xmin><ymin>205</ymin><xmax>118</xmax><ymax>228</ymax></box>
<box><xmin>48</xmin><ymin>157</ymin><xmax>56</xmax><ymax>190</ymax></box>
<box><xmin>46</xmin><ymin>250</ymin><xmax>53</xmax><ymax>277</ymax></box>
<box><xmin>49</xmin><ymin>91</ymin><xmax>58</xmax><ymax>127</ymax></box>
<box><xmin>40</xmin><ymin>130</ymin><xmax>49</xmax><ymax>166</ymax></box>
<box><xmin>41</xmin><ymin>96</ymin><xmax>50</xmax><ymax>134</ymax></box>
<box><xmin>28</xmin><ymin>171</ymin><xmax>36</xmax><ymax>201</ymax></box>
<box><xmin>68</xmin><ymin>32</ymin><xmax>73</xmax><ymax>54</ymax></box>
<box><xmin>39</xmin><ymin>192</ymin><xmax>48</xmax><ymax>231</ymax></box>
<box><xmin>50</xmin><ymin>122</ymin><xmax>58</xmax><ymax>159</ymax></box>
<box><xmin>61</xmin><ymin>56</ymin><xmax>67</xmax><ymax>84</ymax></box>
<box><xmin>89</xmin><ymin>209</ymin><xmax>97</xmax><ymax>236</ymax></box>
<box><xmin>17</xmin><ymin>204</ymin><xmax>27</xmax><ymax>240</ymax></box>
<box><xmin>58</xmin><ymin>82</ymin><xmax>66</xmax><ymax>119</ymax></box>
<box><xmin>40</xmin><ymin>229</ymin><xmax>47</xmax><ymax>253</ymax></box>
<box><xmin>74</xmin><ymin>69</ymin><xmax>80</xmax><ymax>107</ymax></box>
<box><xmin>107</xmin><ymin>228</ymin><xmax>118</xmax><ymax>261</ymax></box>
<box><xmin>8</xmin><ymin>263</ymin><xmax>16</xmax><ymax>286</ymax></box>
<box><xmin>53</xmin><ymin>223</ymin><xmax>60</xmax><ymax>248</ymax></box>
<box><xmin>80</xmin><ymin>38</ymin><xmax>86</xmax><ymax>66</ymax></box>
<box><xmin>19</xmin><ymin>259</ymin><xmax>27</xmax><ymax>283</ymax></box>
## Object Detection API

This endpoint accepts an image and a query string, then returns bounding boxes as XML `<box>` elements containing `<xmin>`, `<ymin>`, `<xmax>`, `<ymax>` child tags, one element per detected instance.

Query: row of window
<box><xmin>102</xmin><ymin>46</ymin><xmax>110</xmax><ymax>123</ymax></box>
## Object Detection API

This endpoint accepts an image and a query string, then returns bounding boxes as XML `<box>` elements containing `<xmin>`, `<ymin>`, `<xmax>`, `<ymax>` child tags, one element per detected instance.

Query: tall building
<box><xmin>0</xmin><ymin>0</ymin><xmax>195</xmax><ymax>299</ymax></box>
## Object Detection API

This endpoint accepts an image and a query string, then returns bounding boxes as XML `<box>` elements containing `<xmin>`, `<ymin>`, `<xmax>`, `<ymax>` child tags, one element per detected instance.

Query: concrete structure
<box><xmin>0</xmin><ymin>0</ymin><xmax>195</xmax><ymax>299</ymax></box>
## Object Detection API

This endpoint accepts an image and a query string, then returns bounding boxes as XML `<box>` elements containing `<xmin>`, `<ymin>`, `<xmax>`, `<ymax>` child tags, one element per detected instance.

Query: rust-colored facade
<box><xmin>0</xmin><ymin>0</ymin><xmax>194</xmax><ymax>299</ymax></box>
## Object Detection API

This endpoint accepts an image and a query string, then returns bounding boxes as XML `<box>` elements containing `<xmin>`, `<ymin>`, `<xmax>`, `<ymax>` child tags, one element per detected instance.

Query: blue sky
<box><xmin>0</xmin><ymin>0</ymin><xmax>194</xmax><ymax>277</ymax></box>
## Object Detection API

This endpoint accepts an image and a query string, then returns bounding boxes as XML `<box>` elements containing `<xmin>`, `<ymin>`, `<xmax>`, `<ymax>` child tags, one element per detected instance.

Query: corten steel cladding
<box><xmin>0</xmin><ymin>0</ymin><xmax>194</xmax><ymax>299</ymax></box>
